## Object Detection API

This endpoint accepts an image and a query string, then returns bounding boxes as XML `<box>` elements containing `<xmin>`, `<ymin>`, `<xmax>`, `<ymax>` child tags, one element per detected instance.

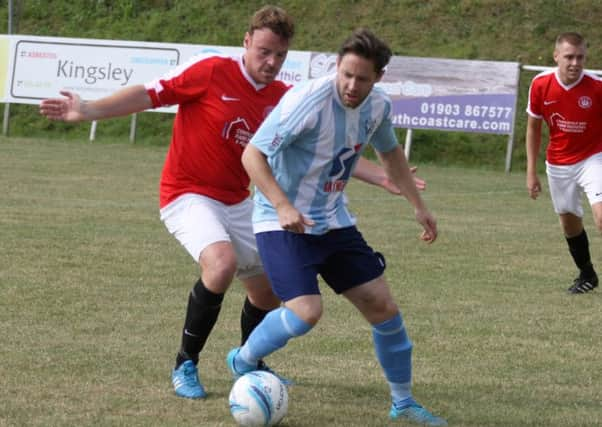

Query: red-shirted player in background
<box><xmin>39</xmin><ymin>6</ymin><xmax>423</xmax><ymax>399</ymax></box>
<box><xmin>526</xmin><ymin>32</ymin><xmax>602</xmax><ymax>294</ymax></box>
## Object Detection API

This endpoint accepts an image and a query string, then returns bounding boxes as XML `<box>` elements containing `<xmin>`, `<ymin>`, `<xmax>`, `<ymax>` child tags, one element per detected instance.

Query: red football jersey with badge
<box><xmin>527</xmin><ymin>70</ymin><xmax>602</xmax><ymax>165</ymax></box>
<box><xmin>145</xmin><ymin>55</ymin><xmax>289</xmax><ymax>207</ymax></box>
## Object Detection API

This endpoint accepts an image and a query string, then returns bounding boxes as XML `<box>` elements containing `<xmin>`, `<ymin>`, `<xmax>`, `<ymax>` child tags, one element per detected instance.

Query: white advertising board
<box><xmin>0</xmin><ymin>34</ymin><xmax>518</xmax><ymax>136</ymax></box>
<box><xmin>0</xmin><ymin>35</ymin><xmax>310</xmax><ymax>111</ymax></box>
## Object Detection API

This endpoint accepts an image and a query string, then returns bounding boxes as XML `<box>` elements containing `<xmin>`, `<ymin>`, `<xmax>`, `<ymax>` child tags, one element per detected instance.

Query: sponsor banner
<box><xmin>390</xmin><ymin>94</ymin><xmax>516</xmax><ymax>134</ymax></box>
<box><xmin>1</xmin><ymin>35</ymin><xmax>519</xmax><ymax>134</ymax></box>
<box><xmin>382</xmin><ymin>56</ymin><xmax>519</xmax><ymax>135</ymax></box>
<box><xmin>308</xmin><ymin>52</ymin><xmax>519</xmax><ymax>135</ymax></box>
<box><xmin>2</xmin><ymin>35</ymin><xmax>310</xmax><ymax>109</ymax></box>
<box><xmin>10</xmin><ymin>35</ymin><xmax>181</xmax><ymax>103</ymax></box>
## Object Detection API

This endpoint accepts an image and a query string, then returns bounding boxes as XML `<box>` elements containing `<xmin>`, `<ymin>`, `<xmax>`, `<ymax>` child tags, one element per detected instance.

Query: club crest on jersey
<box><xmin>578</xmin><ymin>96</ymin><xmax>592</xmax><ymax>109</ymax></box>
<box><xmin>222</xmin><ymin>117</ymin><xmax>252</xmax><ymax>147</ymax></box>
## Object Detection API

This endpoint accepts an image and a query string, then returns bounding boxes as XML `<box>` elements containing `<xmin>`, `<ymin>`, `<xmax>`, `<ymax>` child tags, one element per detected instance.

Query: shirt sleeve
<box><xmin>526</xmin><ymin>78</ymin><xmax>543</xmax><ymax>119</ymax></box>
<box><xmin>250</xmin><ymin>86</ymin><xmax>314</xmax><ymax>156</ymax></box>
<box><xmin>144</xmin><ymin>55</ymin><xmax>213</xmax><ymax>107</ymax></box>
<box><xmin>370</xmin><ymin>101</ymin><xmax>399</xmax><ymax>153</ymax></box>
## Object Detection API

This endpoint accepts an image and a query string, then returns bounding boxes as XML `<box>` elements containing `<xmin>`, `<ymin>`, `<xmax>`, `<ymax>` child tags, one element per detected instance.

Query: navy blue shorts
<box><xmin>255</xmin><ymin>226</ymin><xmax>386</xmax><ymax>302</ymax></box>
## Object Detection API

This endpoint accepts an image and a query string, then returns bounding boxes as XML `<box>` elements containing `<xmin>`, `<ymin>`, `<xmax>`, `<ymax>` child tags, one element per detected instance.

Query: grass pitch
<box><xmin>1</xmin><ymin>137</ymin><xmax>600</xmax><ymax>427</ymax></box>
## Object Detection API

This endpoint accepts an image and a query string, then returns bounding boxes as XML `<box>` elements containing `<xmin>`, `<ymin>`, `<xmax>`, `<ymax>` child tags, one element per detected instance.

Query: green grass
<box><xmin>1</xmin><ymin>136</ymin><xmax>600</xmax><ymax>427</ymax></box>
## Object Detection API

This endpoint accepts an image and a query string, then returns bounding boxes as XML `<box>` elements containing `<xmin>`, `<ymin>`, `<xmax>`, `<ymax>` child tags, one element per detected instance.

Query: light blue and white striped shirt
<box><xmin>250</xmin><ymin>74</ymin><xmax>398</xmax><ymax>235</ymax></box>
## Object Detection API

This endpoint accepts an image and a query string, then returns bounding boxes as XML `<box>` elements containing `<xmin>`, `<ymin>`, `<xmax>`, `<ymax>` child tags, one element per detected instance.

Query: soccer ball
<box><xmin>229</xmin><ymin>370</ymin><xmax>288</xmax><ymax>427</ymax></box>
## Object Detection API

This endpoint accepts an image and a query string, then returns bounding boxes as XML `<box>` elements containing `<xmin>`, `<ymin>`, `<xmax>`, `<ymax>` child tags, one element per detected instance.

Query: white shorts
<box><xmin>159</xmin><ymin>193</ymin><xmax>263</xmax><ymax>279</ymax></box>
<box><xmin>546</xmin><ymin>152</ymin><xmax>602</xmax><ymax>217</ymax></box>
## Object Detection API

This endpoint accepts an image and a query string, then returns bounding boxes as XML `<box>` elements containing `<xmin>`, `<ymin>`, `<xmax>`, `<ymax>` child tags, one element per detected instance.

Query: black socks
<box><xmin>240</xmin><ymin>296</ymin><xmax>271</xmax><ymax>345</ymax></box>
<box><xmin>175</xmin><ymin>278</ymin><xmax>224</xmax><ymax>369</ymax></box>
<box><xmin>566</xmin><ymin>229</ymin><xmax>596</xmax><ymax>279</ymax></box>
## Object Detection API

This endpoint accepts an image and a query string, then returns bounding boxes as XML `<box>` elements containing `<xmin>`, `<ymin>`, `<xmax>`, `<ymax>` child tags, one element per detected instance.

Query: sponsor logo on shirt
<box><xmin>550</xmin><ymin>112</ymin><xmax>587</xmax><ymax>133</ymax></box>
<box><xmin>222</xmin><ymin>117</ymin><xmax>252</xmax><ymax>147</ymax></box>
<box><xmin>323</xmin><ymin>146</ymin><xmax>359</xmax><ymax>192</ymax></box>
<box><xmin>323</xmin><ymin>180</ymin><xmax>347</xmax><ymax>192</ymax></box>
<box><xmin>270</xmin><ymin>134</ymin><xmax>283</xmax><ymax>150</ymax></box>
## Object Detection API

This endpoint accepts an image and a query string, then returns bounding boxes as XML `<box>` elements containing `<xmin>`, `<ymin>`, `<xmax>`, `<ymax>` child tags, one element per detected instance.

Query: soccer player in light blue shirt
<box><xmin>228</xmin><ymin>28</ymin><xmax>447</xmax><ymax>426</ymax></box>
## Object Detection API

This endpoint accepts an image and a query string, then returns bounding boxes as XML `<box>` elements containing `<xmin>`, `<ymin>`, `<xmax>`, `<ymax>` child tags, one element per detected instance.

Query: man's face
<box><xmin>554</xmin><ymin>41</ymin><xmax>586</xmax><ymax>85</ymax></box>
<box><xmin>243</xmin><ymin>28</ymin><xmax>289</xmax><ymax>85</ymax></box>
<box><xmin>336</xmin><ymin>53</ymin><xmax>383</xmax><ymax>108</ymax></box>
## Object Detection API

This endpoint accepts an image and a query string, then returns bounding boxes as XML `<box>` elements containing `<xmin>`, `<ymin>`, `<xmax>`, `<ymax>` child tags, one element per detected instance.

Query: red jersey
<box><xmin>527</xmin><ymin>69</ymin><xmax>602</xmax><ymax>165</ymax></box>
<box><xmin>145</xmin><ymin>55</ymin><xmax>289</xmax><ymax>207</ymax></box>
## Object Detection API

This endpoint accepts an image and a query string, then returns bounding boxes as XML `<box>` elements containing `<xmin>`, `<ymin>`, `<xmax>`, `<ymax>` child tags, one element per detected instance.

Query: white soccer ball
<box><xmin>229</xmin><ymin>370</ymin><xmax>288</xmax><ymax>427</ymax></box>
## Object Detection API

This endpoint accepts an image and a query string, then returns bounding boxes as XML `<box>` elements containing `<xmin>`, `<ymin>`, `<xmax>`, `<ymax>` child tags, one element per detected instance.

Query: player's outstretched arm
<box><xmin>353</xmin><ymin>157</ymin><xmax>425</xmax><ymax>194</ymax></box>
<box><xmin>39</xmin><ymin>85</ymin><xmax>153</xmax><ymax>123</ymax></box>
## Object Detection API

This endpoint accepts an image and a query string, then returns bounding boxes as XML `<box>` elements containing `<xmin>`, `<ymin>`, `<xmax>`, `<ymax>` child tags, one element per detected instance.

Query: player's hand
<box><xmin>415</xmin><ymin>208</ymin><xmax>437</xmax><ymax>244</ymax></box>
<box><xmin>380</xmin><ymin>166</ymin><xmax>426</xmax><ymax>195</ymax></box>
<box><xmin>526</xmin><ymin>174</ymin><xmax>541</xmax><ymax>200</ymax></box>
<box><xmin>39</xmin><ymin>90</ymin><xmax>84</xmax><ymax>122</ymax></box>
<box><xmin>277</xmin><ymin>203</ymin><xmax>315</xmax><ymax>233</ymax></box>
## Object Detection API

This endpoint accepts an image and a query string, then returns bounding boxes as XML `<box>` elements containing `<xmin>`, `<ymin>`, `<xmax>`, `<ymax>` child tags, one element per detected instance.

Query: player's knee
<box><xmin>303</xmin><ymin>310</ymin><xmax>322</xmax><ymax>326</ymax></box>
<box><xmin>200</xmin><ymin>256</ymin><xmax>237</xmax><ymax>292</ymax></box>
<box><xmin>366</xmin><ymin>297</ymin><xmax>398</xmax><ymax>322</ymax></box>
<box><xmin>280</xmin><ymin>308</ymin><xmax>314</xmax><ymax>338</ymax></box>
<box><xmin>379</xmin><ymin>298</ymin><xmax>399</xmax><ymax>318</ymax></box>
<box><xmin>284</xmin><ymin>294</ymin><xmax>323</xmax><ymax>326</ymax></box>
<box><xmin>290</xmin><ymin>303</ymin><xmax>322</xmax><ymax>326</ymax></box>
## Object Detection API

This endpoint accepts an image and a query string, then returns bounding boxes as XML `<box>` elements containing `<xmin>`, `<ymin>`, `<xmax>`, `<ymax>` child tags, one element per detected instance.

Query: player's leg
<box><xmin>179</xmin><ymin>241</ymin><xmax>236</xmax><ymax>364</ymax></box>
<box><xmin>342</xmin><ymin>276</ymin><xmax>410</xmax><ymax>401</ymax></box>
<box><xmin>568</xmin><ymin>153</ymin><xmax>602</xmax><ymax>293</ymax></box>
<box><xmin>239</xmin><ymin>274</ymin><xmax>280</xmax><ymax>344</ymax></box>
<box><xmin>320</xmin><ymin>227</ymin><xmax>446</xmax><ymax>426</ymax></box>
<box><xmin>559</xmin><ymin>212</ymin><xmax>597</xmax><ymax>286</ymax></box>
<box><xmin>171</xmin><ymin>241</ymin><xmax>235</xmax><ymax>399</ymax></box>
<box><xmin>547</xmin><ymin>162</ymin><xmax>597</xmax><ymax>293</ymax></box>
<box><xmin>228</xmin><ymin>295</ymin><xmax>318</xmax><ymax>377</ymax></box>
<box><xmin>238</xmin><ymin>273</ymin><xmax>294</xmax><ymax>384</ymax></box>
<box><xmin>342</xmin><ymin>278</ymin><xmax>447</xmax><ymax>426</ymax></box>
<box><xmin>161</xmin><ymin>194</ymin><xmax>238</xmax><ymax>398</ymax></box>
<box><xmin>228</xmin><ymin>198</ymin><xmax>281</xmax><ymax>345</ymax></box>
<box><xmin>582</xmin><ymin>152</ymin><xmax>602</xmax><ymax>235</ymax></box>
<box><xmin>227</xmin><ymin>231</ymin><xmax>319</xmax><ymax>378</ymax></box>
<box><xmin>229</xmin><ymin>201</ymin><xmax>294</xmax><ymax>383</ymax></box>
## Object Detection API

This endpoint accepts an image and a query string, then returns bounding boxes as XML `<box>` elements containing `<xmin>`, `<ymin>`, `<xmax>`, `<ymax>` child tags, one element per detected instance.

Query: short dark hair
<box><xmin>555</xmin><ymin>32</ymin><xmax>586</xmax><ymax>49</ymax></box>
<box><xmin>337</xmin><ymin>28</ymin><xmax>392</xmax><ymax>73</ymax></box>
<box><xmin>249</xmin><ymin>5</ymin><xmax>295</xmax><ymax>41</ymax></box>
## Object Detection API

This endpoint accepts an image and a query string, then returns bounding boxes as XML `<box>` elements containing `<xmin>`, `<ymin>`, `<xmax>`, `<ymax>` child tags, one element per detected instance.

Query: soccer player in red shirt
<box><xmin>39</xmin><ymin>6</ymin><xmax>422</xmax><ymax>399</ymax></box>
<box><xmin>526</xmin><ymin>32</ymin><xmax>602</xmax><ymax>294</ymax></box>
